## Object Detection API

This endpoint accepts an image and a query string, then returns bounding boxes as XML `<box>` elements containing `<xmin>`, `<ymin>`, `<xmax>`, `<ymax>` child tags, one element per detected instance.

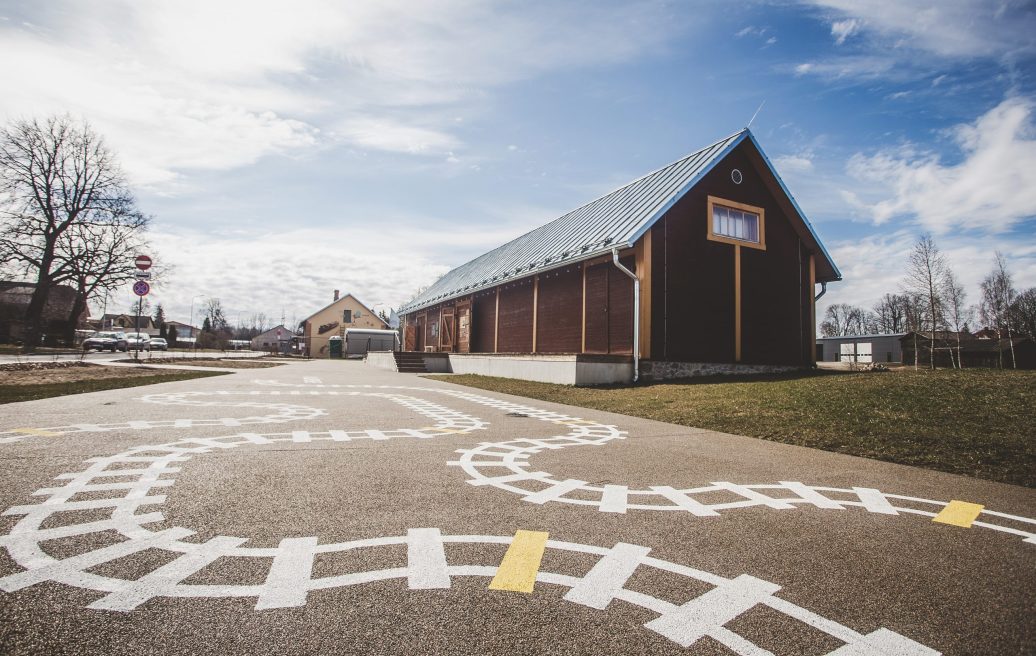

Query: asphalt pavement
<box><xmin>0</xmin><ymin>359</ymin><xmax>1032</xmax><ymax>655</ymax></box>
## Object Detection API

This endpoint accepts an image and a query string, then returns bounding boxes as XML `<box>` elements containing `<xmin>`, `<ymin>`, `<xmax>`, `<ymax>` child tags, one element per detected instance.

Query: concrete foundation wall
<box><xmin>640</xmin><ymin>360</ymin><xmax>801</xmax><ymax>381</ymax></box>
<box><xmin>422</xmin><ymin>354</ymin><xmax>452</xmax><ymax>373</ymax></box>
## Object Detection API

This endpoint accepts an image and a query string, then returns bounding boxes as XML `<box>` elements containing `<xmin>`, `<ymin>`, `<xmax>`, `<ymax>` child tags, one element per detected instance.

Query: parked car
<box><xmin>125</xmin><ymin>332</ymin><xmax>151</xmax><ymax>351</ymax></box>
<box><xmin>82</xmin><ymin>331</ymin><xmax>128</xmax><ymax>352</ymax></box>
<box><xmin>150</xmin><ymin>337</ymin><xmax>168</xmax><ymax>351</ymax></box>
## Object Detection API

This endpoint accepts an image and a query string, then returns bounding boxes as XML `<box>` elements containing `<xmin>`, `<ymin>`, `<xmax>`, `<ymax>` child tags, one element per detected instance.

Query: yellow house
<box><xmin>301</xmin><ymin>291</ymin><xmax>389</xmax><ymax>357</ymax></box>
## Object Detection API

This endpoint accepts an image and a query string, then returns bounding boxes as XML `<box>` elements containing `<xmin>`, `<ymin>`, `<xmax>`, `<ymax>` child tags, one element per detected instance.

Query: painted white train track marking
<box><xmin>248</xmin><ymin>380</ymin><xmax>1036</xmax><ymax>546</ymax></box>
<box><xmin>0</xmin><ymin>446</ymin><xmax>940</xmax><ymax>656</ymax></box>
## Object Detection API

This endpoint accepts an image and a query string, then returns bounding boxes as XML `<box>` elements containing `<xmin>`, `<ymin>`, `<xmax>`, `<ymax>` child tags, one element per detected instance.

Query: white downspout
<box><xmin>611</xmin><ymin>248</ymin><xmax>640</xmax><ymax>383</ymax></box>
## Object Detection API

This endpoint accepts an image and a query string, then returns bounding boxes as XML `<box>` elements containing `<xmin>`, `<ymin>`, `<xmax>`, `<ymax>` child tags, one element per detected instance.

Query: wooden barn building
<box><xmin>395</xmin><ymin>128</ymin><xmax>840</xmax><ymax>383</ymax></box>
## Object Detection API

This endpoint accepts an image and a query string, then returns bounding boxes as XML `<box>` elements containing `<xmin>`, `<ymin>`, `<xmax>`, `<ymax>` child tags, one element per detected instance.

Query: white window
<box><xmin>707</xmin><ymin>196</ymin><xmax>766</xmax><ymax>250</ymax></box>
<box><xmin>713</xmin><ymin>205</ymin><xmax>759</xmax><ymax>243</ymax></box>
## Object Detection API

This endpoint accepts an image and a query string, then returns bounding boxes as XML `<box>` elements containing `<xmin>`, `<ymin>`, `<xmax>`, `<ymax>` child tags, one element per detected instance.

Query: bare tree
<box><xmin>872</xmin><ymin>293</ymin><xmax>908</xmax><ymax>334</ymax></box>
<box><xmin>819</xmin><ymin>303</ymin><xmax>868</xmax><ymax>337</ymax></box>
<box><xmin>941</xmin><ymin>269</ymin><xmax>970</xmax><ymax>369</ymax></box>
<box><xmin>52</xmin><ymin>215</ymin><xmax>149</xmax><ymax>343</ymax></box>
<box><xmin>0</xmin><ymin>115</ymin><xmax>148</xmax><ymax>351</ymax></box>
<box><xmin>979</xmin><ymin>252</ymin><xmax>1017</xmax><ymax>369</ymax></box>
<box><xmin>204</xmin><ymin>297</ymin><xmax>229</xmax><ymax>332</ymax></box>
<box><xmin>901</xmin><ymin>292</ymin><xmax>928</xmax><ymax>369</ymax></box>
<box><xmin>1012</xmin><ymin>287</ymin><xmax>1036</xmax><ymax>341</ymax></box>
<box><xmin>904</xmin><ymin>234</ymin><xmax>947</xmax><ymax>369</ymax></box>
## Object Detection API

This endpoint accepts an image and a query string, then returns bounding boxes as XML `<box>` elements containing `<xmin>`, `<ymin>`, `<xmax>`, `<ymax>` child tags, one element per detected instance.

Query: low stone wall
<box><xmin>447</xmin><ymin>354</ymin><xmax>633</xmax><ymax>385</ymax></box>
<box><xmin>364</xmin><ymin>351</ymin><xmax>397</xmax><ymax>371</ymax></box>
<box><xmin>639</xmin><ymin>360</ymin><xmax>802</xmax><ymax>381</ymax></box>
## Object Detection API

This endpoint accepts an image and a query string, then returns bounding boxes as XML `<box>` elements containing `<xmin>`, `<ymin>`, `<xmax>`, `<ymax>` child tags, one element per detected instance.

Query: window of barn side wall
<box><xmin>707</xmin><ymin>196</ymin><xmax>766</xmax><ymax>251</ymax></box>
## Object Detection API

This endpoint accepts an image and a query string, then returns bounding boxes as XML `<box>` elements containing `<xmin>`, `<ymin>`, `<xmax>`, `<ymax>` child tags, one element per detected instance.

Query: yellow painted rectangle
<box><xmin>13</xmin><ymin>428</ymin><xmax>59</xmax><ymax>437</ymax></box>
<box><xmin>932</xmin><ymin>500</ymin><xmax>984</xmax><ymax>528</ymax></box>
<box><xmin>488</xmin><ymin>530</ymin><xmax>549</xmax><ymax>593</ymax></box>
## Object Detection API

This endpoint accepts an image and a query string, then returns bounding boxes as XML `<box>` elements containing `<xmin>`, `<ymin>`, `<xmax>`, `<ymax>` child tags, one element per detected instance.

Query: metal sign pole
<box><xmin>135</xmin><ymin>296</ymin><xmax>141</xmax><ymax>361</ymax></box>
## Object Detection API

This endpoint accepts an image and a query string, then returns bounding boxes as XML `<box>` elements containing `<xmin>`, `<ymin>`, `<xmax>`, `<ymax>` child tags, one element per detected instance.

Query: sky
<box><xmin>0</xmin><ymin>0</ymin><xmax>1034</xmax><ymax>330</ymax></box>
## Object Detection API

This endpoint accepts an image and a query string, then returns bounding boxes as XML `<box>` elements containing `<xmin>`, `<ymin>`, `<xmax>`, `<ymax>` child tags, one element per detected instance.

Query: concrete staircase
<box><xmin>393</xmin><ymin>351</ymin><xmax>428</xmax><ymax>373</ymax></box>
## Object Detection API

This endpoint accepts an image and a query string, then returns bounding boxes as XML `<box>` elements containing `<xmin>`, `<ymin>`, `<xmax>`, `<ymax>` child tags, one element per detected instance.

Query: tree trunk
<box><xmin>956</xmin><ymin>332</ymin><xmax>963</xmax><ymax>369</ymax></box>
<box><xmin>913</xmin><ymin>333</ymin><xmax>918</xmax><ymax>369</ymax></box>
<box><xmin>22</xmin><ymin>253</ymin><xmax>55</xmax><ymax>352</ymax></box>
<box><xmin>64</xmin><ymin>288</ymin><xmax>88</xmax><ymax>345</ymax></box>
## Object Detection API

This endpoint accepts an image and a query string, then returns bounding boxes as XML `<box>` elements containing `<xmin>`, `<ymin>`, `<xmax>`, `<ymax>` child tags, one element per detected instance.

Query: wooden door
<box><xmin>414</xmin><ymin>315</ymin><xmax>425</xmax><ymax>351</ymax></box>
<box><xmin>440</xmin><ymin>307</ymin><xmax>456</xmax><ymax>352</ymax></box>
<box><xmin>456</xmin><ymin>301</ymin><xmax>471</xmax><ymax>353</ymax></box>
<box><xmin>404</xmin><ymin>324</ymin><xmax>417</xmax><ymax>351</ymax></box>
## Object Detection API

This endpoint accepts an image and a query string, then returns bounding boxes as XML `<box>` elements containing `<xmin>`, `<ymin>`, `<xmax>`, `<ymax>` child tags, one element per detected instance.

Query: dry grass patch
<box><xmin>0</xmin><ymin>362</ymin><xmax>227</xmax><ymax>403</ymax></box>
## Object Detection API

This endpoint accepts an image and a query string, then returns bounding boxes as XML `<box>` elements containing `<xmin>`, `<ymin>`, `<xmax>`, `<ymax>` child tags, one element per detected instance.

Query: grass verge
<box><xmin>0</xmin><ymin>367</ymin><xmax>229</xmax><ymax>404</ymax></box>
<box><xmin>427</xmin><ymin>369</ymin><xmax>1036</xmax><ymax>487</ymax></box>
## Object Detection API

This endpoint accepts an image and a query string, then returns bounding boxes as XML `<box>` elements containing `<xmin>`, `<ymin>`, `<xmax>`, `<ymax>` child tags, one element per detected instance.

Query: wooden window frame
<box><xmin>707</xmin><ymin>196</ymin><xmax>766</xmax><ymax>251</ymax></box>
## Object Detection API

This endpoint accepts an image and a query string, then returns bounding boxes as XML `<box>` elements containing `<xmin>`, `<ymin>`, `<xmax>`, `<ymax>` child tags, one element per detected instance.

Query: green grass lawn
<box><xmin>428</xmin><ymin>369</ymin><xmax>1036</xmax><ymax>487</ymax></box>
<box><xmin>0</xmin><ymin>370</ymin><xmax>228</xmax><ymax>404</ymax></box>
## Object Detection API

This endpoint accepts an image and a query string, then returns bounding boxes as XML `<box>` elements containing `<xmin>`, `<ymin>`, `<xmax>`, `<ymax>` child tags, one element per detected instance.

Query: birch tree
<box><xmin>904</xmin><ymin>234</ymin><xmax>946</xmax><ymax>369</ymax></box>
<box><xmin>979</xmin><ymin>252</ymin><xmax>1017</xmax><ymax>368</ymax></box>
<box><xmin>940</xmin><ymin>269</ymin><xmax>970</xmax><ymax>368</ymax></box>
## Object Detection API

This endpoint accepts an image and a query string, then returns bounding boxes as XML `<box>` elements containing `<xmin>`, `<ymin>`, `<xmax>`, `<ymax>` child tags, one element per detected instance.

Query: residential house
<box><xmin>301</xmin><ymin>291</ymin><xmax>389</xmax><ymax>357</ymax></box>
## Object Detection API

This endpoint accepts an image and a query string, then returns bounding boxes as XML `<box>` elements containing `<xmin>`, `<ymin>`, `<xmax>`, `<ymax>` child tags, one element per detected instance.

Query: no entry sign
<box><xmin>132</xmin><ymin>280</ymin><xmax>150</xmax><ymax>297</ymax></box>
<box><xmin>134</xmin><ymin>255</ymin><xmax>152</xmax><ymax>270</ymax></box>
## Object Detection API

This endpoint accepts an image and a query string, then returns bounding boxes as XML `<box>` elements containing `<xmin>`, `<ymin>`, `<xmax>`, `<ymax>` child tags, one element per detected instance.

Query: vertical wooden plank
<box><xmin>581</xmin><ymin>263</ymin><xmax>587</xmax><ymax>353</ymax></box>
<box><xmin>735</xmin><ymin>244</ymin><xmax>741</xmax><ymax>363</ymax></box>
<box><xmin>636</xmin><ymin>231</ymin><xmax>653</xmax><ymax>360</ymax></box>
<box><xmin>532</xmin><ymin>275</ymin><xmax>539</xmax><ymax>353</ymax></box>
<box><xmin>494</xmin><ymin>287</ymin><xmax>500</xmax><ymax>353</ymax></box>
<box><xmin>809</xmin><ymin>254</ymin><xmax>816</xmax><ymax>364</ymax></box>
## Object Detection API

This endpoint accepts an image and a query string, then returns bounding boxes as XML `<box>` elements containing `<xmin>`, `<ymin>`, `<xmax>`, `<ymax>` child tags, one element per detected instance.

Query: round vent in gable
<box><xmin>731</xmin><ymin>168</ymin><xmax>743</xmax><ymax>184</ymax></box>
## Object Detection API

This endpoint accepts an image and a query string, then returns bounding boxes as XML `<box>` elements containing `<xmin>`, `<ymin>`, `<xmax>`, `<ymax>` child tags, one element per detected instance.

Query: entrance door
<box><xmin>440</xmin><ymin>307</ymin><xmax>456</xmax><ymax>352</ymax></box>
<box><xmin>414</xmin><ymin>315</ymin><xmax>426</xmax><ymax>351</ymax></box>
<box><xmin>456</xmin><ymin>301</ymin><xmax>471</xmax><ymax>353</ymax></box>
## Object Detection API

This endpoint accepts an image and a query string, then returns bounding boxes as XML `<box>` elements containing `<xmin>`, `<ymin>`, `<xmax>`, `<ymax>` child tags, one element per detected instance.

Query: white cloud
<box><xmin>792</xmin><ymin>56</ymin><xmax>896</xmax><ymax>80</ymax></box>
<box><xmin>0</xmin><ymin>0</ymin><xmax>680</xmax><ymax>190</ymax></box>
<box><xmin>846</xmin><ymin>96</ymin><xmax>1036</xmax><ymax>232</ymax></box>
<box><xmin>774</xmin><ymin>153</ymin><xmax>814</xmax><ymax>173</ymax></box>
<box><xmin>818</xmin><ymin>231</ymin><xmax>1036</xmax><ymax>322</ymax></box>
<box><xmin>830</xmin><ymin>18</ymin><xmax>860</xmax><ymax>45</ymax></box>
<box><xmin>799</xmin><ymin>0</ymin><xmax>1035</xmax><ymax>60</ymax></box>
<box><xmin>333</xmin><ymin>118</ymin><xmax>459</xmax><ymax>154</ymax></box>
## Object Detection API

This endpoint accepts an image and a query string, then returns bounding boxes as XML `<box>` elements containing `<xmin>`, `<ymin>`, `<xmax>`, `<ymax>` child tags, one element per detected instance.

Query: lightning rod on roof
<box><xmin>747</xmin><ymin>101</ymin><xmax>765</xmax><ymax>129</ymax></box>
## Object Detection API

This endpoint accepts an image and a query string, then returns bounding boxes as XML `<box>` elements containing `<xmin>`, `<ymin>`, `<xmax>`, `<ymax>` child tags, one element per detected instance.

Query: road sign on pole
<box><xmin>134</xmin><ymin>255</ymin><xmax>152</xmax><ymax>270</ymax></box>
<box><xmin>132</xmin><ymin>280</ymin><xmax>150</xmax><ymax>296</ymax></box>
<box><xmin>134</xmin><ymin>270</ymin><xmax>151</xmax><ymax>280</ymax></box>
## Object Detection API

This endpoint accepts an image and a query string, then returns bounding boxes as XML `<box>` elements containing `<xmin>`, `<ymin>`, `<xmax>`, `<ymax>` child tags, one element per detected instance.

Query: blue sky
<box><xmin>1</xmin><ymin>0</ymin><xmax>1033</xmax><ymax>329</ymax></box>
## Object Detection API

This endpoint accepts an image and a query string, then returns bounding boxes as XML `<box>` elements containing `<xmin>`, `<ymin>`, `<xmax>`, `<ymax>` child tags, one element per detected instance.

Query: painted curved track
<box><xmin>1</xmin><ymin>361</ymin><xmax>1033</xmax><ymax>655</ymax></box>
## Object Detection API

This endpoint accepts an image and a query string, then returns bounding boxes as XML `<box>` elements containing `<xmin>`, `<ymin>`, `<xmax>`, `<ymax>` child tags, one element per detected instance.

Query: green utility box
<box><xmin>328</xmin><ymin>335</ymin><xmax>343</xmax><ymax>358</ymax></box>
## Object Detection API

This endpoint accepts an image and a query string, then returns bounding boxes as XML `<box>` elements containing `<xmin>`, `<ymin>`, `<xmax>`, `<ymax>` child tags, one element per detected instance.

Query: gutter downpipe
<box><xmin>814</xmin><ymin>281</ymin><xmax>828</xmax><ymax>302</ymax></box>
<box><xmin>611</xmin><ymin>248</ymin><xmax>640</xmax><ymax>383</ymax></box>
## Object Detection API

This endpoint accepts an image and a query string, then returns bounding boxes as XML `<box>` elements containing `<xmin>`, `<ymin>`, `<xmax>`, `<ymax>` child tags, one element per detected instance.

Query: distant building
<box><xmin>0</xmin><ymin>281</ymin><xmax>85</xmax><ymax>345</ymax></box>
<box><xmin>97</xmin><ymin>313</ymin><xmax>159</xmax><ymax>336</ymax></box>
<box><xmin>301</xmin><ymin>291</ymin><xmax>389</xmax><ymax>357</ymax></box>
<box><xmin>901</xmin><ymin>332</ymin><xmax>1035</xmax><ymax>369</ymax></box>
<box><xmin>165</xmin><ymin>321</ymin><xmax>199</xmax><ymax>339</ymax></box>
<box><xmin>816</xmin><ymin>333</ymin><xmax>906</xmax><ymax>364</ymax></box>
<box><xmin>251</xmin><ymin>325</ymin><xmax>293</xmax><ymax>353</ymax></box>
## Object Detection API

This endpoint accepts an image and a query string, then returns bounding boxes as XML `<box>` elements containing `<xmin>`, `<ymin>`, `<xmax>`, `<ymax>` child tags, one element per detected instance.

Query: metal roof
<box><xmin>400</xmin><ymin>128</ymin><xmax>838</xmax><ymax>314</ymax></box>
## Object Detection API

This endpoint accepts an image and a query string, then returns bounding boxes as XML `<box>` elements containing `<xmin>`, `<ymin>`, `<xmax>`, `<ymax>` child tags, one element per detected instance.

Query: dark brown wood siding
<box><xmin>535</xmin><ymin>266</ymin><xmax>583</xmax><ymax>353</ymax></box>
<box><xmin>584</xmin><ymin>263</ymin><xmax>609</xmax><ymax>353</ymax></box>
<box><xmin>649</xmin><ymin>141</ymin><xmax>811</xmax><ymax>365</ymax></box>
<box><xmin>496</xmin><ymin>280</ymin><xmax>534</xmax><ymax>352</ymax></box>
<box><xmin>583</xmin><ymin>259</ymin><xmax>634</xmax><ymax>355</ymax></box>
<box><xmin>471</xmin><ymin>291</ymin><xmax>497</xmax><ymax>353</ymax></box>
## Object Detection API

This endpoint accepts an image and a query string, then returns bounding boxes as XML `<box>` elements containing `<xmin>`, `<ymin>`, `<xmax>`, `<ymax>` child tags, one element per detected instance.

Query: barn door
<box><xmin>441</xmin><ymin>307</ymin><xmax>455</xmax><ymax>352</ymax></box>
<box><xmin>456</xmin><ymin>301</ymin><xmax>471</xmax><ymax>353</ymax></box>
<box><xmin>415</xmin><ymin>315</ymin><xmax>426</xmax><ymax>351</ymax></box>
<box><xmin>404</xmin><ymin>324</ymin><xmax>417</xmax><ymax>351</ymax></box>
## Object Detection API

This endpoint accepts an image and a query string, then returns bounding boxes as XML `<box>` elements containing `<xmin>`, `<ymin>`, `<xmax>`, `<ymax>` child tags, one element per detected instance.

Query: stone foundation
<box><xmin>639</xmin><ymin>360</ymin><xmax>802</xmax><ymax>381</ymax></box>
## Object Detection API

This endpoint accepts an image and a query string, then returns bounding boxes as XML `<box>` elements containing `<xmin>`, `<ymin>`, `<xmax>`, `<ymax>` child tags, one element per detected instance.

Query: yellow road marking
<box><xmin>489</xmin><ymin>530</ymin><xmax>549</xmax><ymax>593</ymax></box>
<box><xmin>12</xmin><ymin>428</ymin><xmax>60</xmax><ymax>437</ymax></box>
<box><xmin>933</xmin><ymin>500</ymin><xmax>984</xmax><ymax>528</ymax></box>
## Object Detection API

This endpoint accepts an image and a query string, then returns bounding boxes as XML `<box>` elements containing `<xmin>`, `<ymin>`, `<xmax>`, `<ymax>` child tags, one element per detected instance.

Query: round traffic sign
<box><xmin>132</xmin><ymin>280</ymin><xmax>150</xmax><ymax>296</ymax></box>
<box><xmin>134</xmin><ymin>255</ymin><xmax>152</xmax><ymax>270</ymax></box>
